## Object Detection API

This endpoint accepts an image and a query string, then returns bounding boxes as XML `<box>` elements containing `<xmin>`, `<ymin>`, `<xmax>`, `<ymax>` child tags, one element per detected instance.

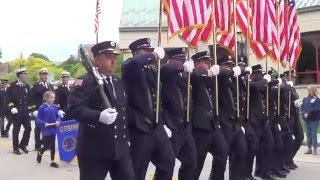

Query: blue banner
<box><xmin>56</xmin><ymin>120</ymin><xmax>79</xmax><ymax>163</ymax></box>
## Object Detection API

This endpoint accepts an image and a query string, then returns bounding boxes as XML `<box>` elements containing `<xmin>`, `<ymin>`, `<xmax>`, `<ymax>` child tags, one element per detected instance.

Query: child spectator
<box><xmin>36</xmin><ymin>91</ymin><xmax>61</xmax><ymax>168</ymax></box>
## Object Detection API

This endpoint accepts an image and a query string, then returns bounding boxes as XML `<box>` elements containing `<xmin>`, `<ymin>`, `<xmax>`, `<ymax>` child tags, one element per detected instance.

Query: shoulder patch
<box><xmin>74</xmin><ymin>79</ymin><xmax>83</xmax><ymax>86</ymax></box>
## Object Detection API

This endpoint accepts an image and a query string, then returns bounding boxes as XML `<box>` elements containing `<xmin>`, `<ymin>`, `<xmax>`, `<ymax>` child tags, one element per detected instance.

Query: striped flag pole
<box><xmin>94</xmin><ymin>0</ymin><xmax>101</xmax><ymax>43</ymax></box>
<box><xmin>246</xmin><ymin>0</ymin><xmax>251</xmax><ymax>120</ymax></box>
<box><xmin>233</xmin><ymin>0</ymin><xmax>240</xmax><ymax>119</ymax></box>
<box><xmin>155</xmin><ymin>0</ymin><xmax>163</xmax><ymax>124</ymax></box>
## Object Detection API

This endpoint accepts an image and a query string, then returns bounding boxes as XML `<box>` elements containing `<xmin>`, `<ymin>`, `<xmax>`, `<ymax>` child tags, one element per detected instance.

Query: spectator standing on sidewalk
<box><xmin>301</xmin><ymin>85</ymin><xmax>320</xmax><ymax>155</ymax></box>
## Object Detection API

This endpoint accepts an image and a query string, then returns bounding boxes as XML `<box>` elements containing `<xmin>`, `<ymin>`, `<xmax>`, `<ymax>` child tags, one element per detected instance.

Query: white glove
<box><xmin>232</xmin><ymin>66</ymin><xmax>241</xmax><ymax>77</ymax></box>
<box><xmin>263</xmin><ymin>74</ymin><xmax>271</xmax><ymax>83</ymax></box>
<box><xmin>163</xmin><ymin>125</ymin><xmax>172</xmax><ymax>138</ymax></box>
<box><xmin>32</xmin><ymin>110</ymin><xmax>38</xmax><ymax>117</ymax></box>
<box><xmin>304</xmin><ymin>113</ymin><xmax>309</xmax><ymax>118</ymax></box>
<box><xmin>241</xmin><ymin>126</ymin><xmax>246</xmax><ymax>134</ymax></box>
<box><xmin>210</xmin><ymin>65</ymin><xmax>220</xmax><ymax>76</ymax></box>
<box><xmin>11</xmin><ymin>108</ymin><xmax>18</xmax><ymax>114</ymax></box>
<box><xmin>244</xmin><ymin>66</ymin><xmax>252</xmax><ymax>74</ymax></box>
<box><xmin>58</xmin><ymin>110</ymin><xmax>65</xmax><ymax>118</ymax></box>
<box><xmin>311</xmin><ymin>98</ymin><xmax>316</xmax><ymax>103</ymax></box>
<box><xmin>183</xmin><ymin>60</ymin><xmax>194</xmax><ymax>73</ymax></box>
<box><xmin>294</xmin><ymin>99</ymin><xmax>302</xmax><ymax>108</ymax></box>
<box><xmin>277</xmin><ymin>78</ymin><xmax>282</xmax><ymax>85</ymax></box>
<box><xmin>287</xmin><ymin>81</ymin><xmax>293</xmax><ymax>87</ymax></box>
<box><xmin>99</xmin><ymin>108</ymin><xmax>118</xmax><ymax>125</ymax></box>
<box><xmin>154</xmin><ymin>47</ymin><xmax>165</xmax><ymax>59</ymax></box>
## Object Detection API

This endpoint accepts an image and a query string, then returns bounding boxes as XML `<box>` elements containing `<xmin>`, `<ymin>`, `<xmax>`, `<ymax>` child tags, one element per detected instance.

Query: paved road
<box><xmin>1</xmin><ymin>122</ymin><xmax>320</xmax><ymax>180</ymax></box>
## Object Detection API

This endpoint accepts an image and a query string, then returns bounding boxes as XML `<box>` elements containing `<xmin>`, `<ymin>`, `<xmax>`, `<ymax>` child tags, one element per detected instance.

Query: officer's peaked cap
<box><xmin>166</xmin><ymin>48</ymin><xmax>187</xmax><ymax>59</ymax></box>
<box><xmin>129</xmin><ymin>38</ymin><xmax>153</xmax><ymax>52</ymax></box>
<box><xmin>251</xmin><ymin>64</ymin><xmax>263</xmax><ymax>73</ymax></box>
<box><xmin>91</xmin><ymin>41</ymin><xmax>119</xmax><ymax>57</ymax></box>
<box><xmin>191</xmin><ymin>51</ymin><xmax>211</xmax><ymax>62</ymax></box>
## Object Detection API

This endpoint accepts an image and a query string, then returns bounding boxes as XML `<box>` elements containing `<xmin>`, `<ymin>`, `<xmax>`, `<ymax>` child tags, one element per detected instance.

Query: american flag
<box><xmin>179</xmin><ymin>0</ymin><xmax>209</xmax><ymax>47</ymax></box>
<box><xmin>94</xmin><ymin>0</ymin><xmax>101</xmax><ymax>34</ymax></box>
<box><xmin>285</xmin><ymin>0</ymin><xmax>301</xmax><ymax>68</ymax></box>
<box><xmin>163</xmin><ymin>0</ymin><xmax>185</xmax><ymax>39</ymax></box>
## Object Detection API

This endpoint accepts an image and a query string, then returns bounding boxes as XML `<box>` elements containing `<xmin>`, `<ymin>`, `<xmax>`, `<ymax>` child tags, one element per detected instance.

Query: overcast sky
<box><xmin>0</xmin><ymin>0</ymin><xmax>123</xmax><ymax>62</ymax></box>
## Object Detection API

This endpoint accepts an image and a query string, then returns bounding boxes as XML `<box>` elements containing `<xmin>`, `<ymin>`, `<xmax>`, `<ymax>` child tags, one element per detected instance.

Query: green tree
<box><xmin>29</xmin><ymin>53</ymin><xmax>50</xmax><ymax>61</ymax></box>
<box><xmin>58</xmin><ymin>55</ymin><xmax>80</xmax><ymax>72</ymax></box>
<box><xmin>0</xmin><ymin>48</ymin><xmax>2</xmax><ymax>59</ymax></box>
<box><xmin>8</xmin><ymin>56</ymin><xmax>65</xmax><ymax>84</ymax></box>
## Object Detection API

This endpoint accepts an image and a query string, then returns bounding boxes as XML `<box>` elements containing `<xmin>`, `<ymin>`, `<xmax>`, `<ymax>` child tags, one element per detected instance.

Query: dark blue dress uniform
<box><xmin>0</xmin><ymin>81</ymin><xmax>12</xmax><ymax>137</ymax></box>
<box><xmin>7</xmin><ymin>76</ymin><xmax>33</xmax><ymax>153</ymax></box>
<box><xmin>283</xmin><ymin>70</ymin><xmax>304</xmax><ymax>169</ymax></box>
<box><xmin>190</xmin><ymin>51</ymin><xmax>228</xmax><ymax>180</ymax></box>
<box><xmin>69</xmin><ymin>41</ymin><xmax>133</xmax><ymax>180</ymax></box>
<box><xmin>246</xmin><ymin>65</ymin><xmax>275</xmax><ymax>179</ymax></box>
<box><xmin>55</xmin><ymin>84</ymin><xmax>70</xmax><ymax>120</ymax></box>
<box><xmin>122</xmin><ymin>38</ymin><xmax>175</xmax><ymax>180</ymax></box>
<box><xmin>216</xmin><ymin>56</ymin><xmax>247</xmax><ymax>180</ymax></box>
<box><xmin>31</xmin><ymin>72</ymin><xmax>54</xmax><ymax>150</ymax></box>
<box><xmin>160</xmin><ymin>48</ymin><xmax>197</xmax><ymax>180</ymax></box>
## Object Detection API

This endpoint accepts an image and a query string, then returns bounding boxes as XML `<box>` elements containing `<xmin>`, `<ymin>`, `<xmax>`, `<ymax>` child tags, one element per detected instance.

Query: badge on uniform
<box><xmin>74</xmin><ymin>79</ymin><xmax>83</xmax><ymax>86</ymax></box>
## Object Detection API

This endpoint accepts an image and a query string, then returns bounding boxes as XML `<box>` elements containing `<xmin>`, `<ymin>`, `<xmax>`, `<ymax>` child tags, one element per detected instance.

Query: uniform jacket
<box><xmin>7</xmin><ymin>80</ymin><xmax>33</xmax><ymax>115</ymax></box>
<box><xmin>31</xmin><ymin>81</ymin><xmax>54</xmax><ymax>109</ymax></box>
<box><xmin>122</xmin><ymin>53</ymin><xmax>163</xmax><ymax>133</ymax></box>
<box><xmin>160</xmin><ymin>63</ymin><xmax>191</xmax><ymax>132</ymax></box>
<box><xmin>0</xmin><ymin>87</ymin><xmax>9</xmax><ymax>115</ymax></box>
<box><xmin>249</xmin><ymin>78</ymin><xmax>268</xmax><ymax>127</ymax></box>
<box><xmin>301</xmin><ymin>95</ymin><xmax>320</xmax><ymax>121</ymax></box>
<box><xmin>191</xmin><ymin>69</ymin><xmax>219</xmax><ymax>130</ymax></box>
<box><xmin>69</xmin><ymin>74</ymin><xmax>130</xmax><ymax>159</ymax></box>
<box><xmin>55</xmin><ymin>84</ymin><xmax>70</xmax><ymax>116</ymax></box>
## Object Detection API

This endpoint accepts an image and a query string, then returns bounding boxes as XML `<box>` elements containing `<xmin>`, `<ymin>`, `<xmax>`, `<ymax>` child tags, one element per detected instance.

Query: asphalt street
<box><xmin>1</xmin><ymin>122</ymin><xmax>320</xmax><ymax>180</ymax></box>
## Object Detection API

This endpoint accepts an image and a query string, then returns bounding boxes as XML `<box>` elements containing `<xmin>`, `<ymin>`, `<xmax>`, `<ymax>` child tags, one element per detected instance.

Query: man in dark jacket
<box><xmin>0</xmin><ymin>79</ymin><xmax>11</xmax><ymax>137</ymax></box>
<box><xmin>190</xmin><ymin>51</ymin><xmax>228</xmax><ymax>180</ymax></box>
<box><xmin>31</xmin><ymin>68</ymin><xmax>55</xmax><ymax>150</ymax></box>
<box><xmin>69</xmin><ymin>41</ymin><xmax>133</xmax><ymax>180</ymax></box>
<box><xmin>7</xmin><ymin>68</ymin><xmax>33</xmax><ymax>155</ymax></box>
<box><xmin>122</xmin><ymin>38</ymin><xmax>175</xmax><ymax>180</ymax></box>
<box><xmin>55</xmin><ymin>72</ymin><xmax>71</xmax><ymax>121</ymax></box>
<box><xmin>160</xmin><ymin>48</ymin><xmax>197</xmax><ymax>180</ymax></box>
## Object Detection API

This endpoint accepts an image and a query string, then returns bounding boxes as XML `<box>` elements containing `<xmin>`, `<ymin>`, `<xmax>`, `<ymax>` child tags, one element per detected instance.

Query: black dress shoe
<box><xmin>50</xmin><ymin>162</ymin><xmax>59</xmax><ymax>168</ymax></box>
<box><xmin>272</xmin><ymin>170</ymin><xmax>287</xmax><ymax>178</ymax></box>
<box><xmin>13</xmin><ymin>149</ymin><xmax>21</xmax><ymax>155</ymax></box>
<box><xmin>1</xmin><ymin>133</ymin><xmax>8</xmax><ymax>138</ymax></box>
<box><xmin>281</xmin><ymin>165</ymin><xmax>290</xmax><ymax>173</ymax></box>
<box><xmin>37</xmin><ymin>151</ymin><xmax>42</xmax><ymax>163</ymax></box>
<box><xmin>35</xmin><ymin>148</ymin><xmax>41</xmax><ymax>151</ymax></box>
<box><xmin>286</xmin><ymin>162</ymin><xmax>297</xmax><ymax>170</ymax></box>
<box><xmin>19</xmin><ymin>147</ymin><xmax>29</xmax><ymax>154</ymax></box>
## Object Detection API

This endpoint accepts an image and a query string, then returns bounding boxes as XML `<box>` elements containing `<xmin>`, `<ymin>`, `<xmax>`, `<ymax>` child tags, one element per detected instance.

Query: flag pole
<box><xmin>212</xmin><ymin>1</ymin><xmax>219</xmax><ymax>116</ymax></box>
<box><xmin>233</xmin><ymin>0</ymin><xmax>240</xmax><ymax>119</ymax></box>
<box><xmin>96</xmin><ymin>33</ymin><xmax>99</xmax><ymax>44</ymax></box>
<box><xmin>186</xmin><ymin>46</ymin><xmax>191</xmax><ymax>122</ymax></box>
<box><xmin>246</xmin><ymin>0</ymin><xmax>251</xmax><ymax>120</ymax></box>
<box><xmin>288</xmin><ymin>65</ymin><xmax>292</xmax><ymax>118</ymax></box>
<box><xmin>276</xmin><ymin>1</ymin><xmax>281</xmax><ymax>116</ymax></box>
<box><xmin>155</xmin><ymin>0</ymin><xmax>163</xmax><ymax>124</ymax></box>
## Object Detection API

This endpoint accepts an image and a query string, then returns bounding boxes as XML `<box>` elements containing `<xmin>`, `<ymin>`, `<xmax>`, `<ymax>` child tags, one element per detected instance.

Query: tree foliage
<box><xmin>4</xmin><ymin>56</ymin><xmax>64</xmax><ymax>84</ymax></box>
<box><xmin>0</xmin><ymin>48</ymin><xmax>2</xmax><ymax>59</ymax></box>
<box><xmin>29</xmin><ymin>53</ymin><xmax>50</xmax><ymax>61</ymax></box>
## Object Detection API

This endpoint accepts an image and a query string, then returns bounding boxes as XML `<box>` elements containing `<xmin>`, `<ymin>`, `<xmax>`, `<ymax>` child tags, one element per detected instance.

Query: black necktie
<box><xmin>106</xmin><ymin>77</ymin><xmax>116</xmax><ymax>99</ymax></box>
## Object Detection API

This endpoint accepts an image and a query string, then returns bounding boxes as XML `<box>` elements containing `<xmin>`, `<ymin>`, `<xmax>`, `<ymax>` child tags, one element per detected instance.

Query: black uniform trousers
<box><xmin>243</xmin><ymin>121</ymin><xmax>258</xmax><ymax>177</ymax></box>
<box><xmin>78</xmin><ymin>151</ymin><xmax>133</xmax><ymax>180</ymax></box>
<box><xmin>248</xmin><ymin>122</ymin><xmax>274</xmax><ymax>174</ymax></box>
<box><xmin>0</xmin><ymin>114</ymin><xmax>12</xmax><ymax>135</ymax></box>
<box><xmin>39</xmin><ymin>135</ymin><xmax>56</xmax><ymax>161</ymax></box>
<box><xmin>34</xmin><ymin>122</ymin><xmax>41</xmax><ymax>149</ymax></box>
<box><xmin>193</xmin><ymin>127</ymin><xmax>228</xmax><ymax>180</ymax></box>
<box><xmin>288</xmin><ymin>118</ymin><xmax>304</xmax><ymax>165</ymax></box>
<box><xmin>218</xmin><ymin>115</ymin><xmax>247</xmax><ymax>180</ymax></box>
<box><xmin>12</xmin><ymin>113</ymin><xmax>31</xmax><ymax>150</ymax></box>
<box><xmin>270</xmin><ymin>124</ymin><xmax>284</xmax><ymax>171</ymax></box>
<box><xmin>170</xmin><ymin>126</ymin><xmax>197</xmax><ymax>180</ymax></box>
<box><xmin>129</xmin><ymin>125</ymin><xmax>175</xmax><ymax>180</ymax></box>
